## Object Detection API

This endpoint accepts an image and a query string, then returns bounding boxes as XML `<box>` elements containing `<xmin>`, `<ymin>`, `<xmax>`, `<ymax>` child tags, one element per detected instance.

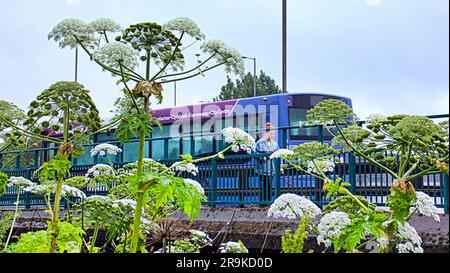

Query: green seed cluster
<box><xmin>23</xmin><ymin>81</ymin><xmax>101</xmax><ymax>133</ymax></box>
<box><xmin>115</xmin><ymin>22</ymin><xmax>184</xmax><ymax>65</ymax></box>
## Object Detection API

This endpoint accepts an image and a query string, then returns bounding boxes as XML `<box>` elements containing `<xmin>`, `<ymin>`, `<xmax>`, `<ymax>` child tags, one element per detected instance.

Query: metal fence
<box><xmin>1</xmin><ymin>153</ymin><xmax>448</xmax><ymax>213</ymax></box>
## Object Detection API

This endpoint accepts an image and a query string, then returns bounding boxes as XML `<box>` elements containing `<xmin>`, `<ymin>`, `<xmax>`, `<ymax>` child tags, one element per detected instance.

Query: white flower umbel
<box><xmin>221</xmin><ymin>127</ymin><xmax>256</xmax><ymax>154</ymax></box>
<box><xmin>90</xmin><ymin>143</ymin><xmax>123</xmax><ymax>157</ymax></box>
<box><xmin>412</xmin><ymin>192</ymin><xmax>441</xmax><ymax>223</ymax></box>
<box><xmin>395</xmin><ymin>222</ymin><xmax>423</xmax><ymax>253</ymax></box>
<box><xmin>7</xmin><ymin>177</ymin><xmax>36</xmax><ymax>188</ymax></box>
<box><xmin>307</xmin><ymin>159</ymin><xmax>335</xmax><ymax>174</ymax></box>
<box><xmin>89</xmin><ymin>18</ymin><xmax>121</xmax><ymax>34</ymax></box>
<box><xmin>48</xmin><ymin>18</ymin><xmax>97</xmax><ymax>49</ymax></box>
<box><xmin>112</xmin><ymin>199</ymin><xmax>137</xmax><ymax>211</ymax></box>
<box><xmin>85</xmin><ymin>195</ymin><xmax>112</xmax><ymax>203</ymax></box>
<box><xmin>218</xmin><ymin>241</ymin><xmax>248</xmax><ymax>254</ymax></box>
<box><xmin>172</xmin><ymin>162</ymin><xmax>199</xmax><ymax>176</ymax></box>
<box><xmin>190</xmin><ymin>230</ymin><xmax>213</xmax><ymax>246</ymax></box>
<box><xmin>184</xmin><ymin>179</ymin><xmax>205</xmax><ymax>195</ymax></box>
<box><xmin>93</xmin><ymin>43</ymin><xmax>139</xmax><ymax>73</ymax></box>
<box><xmin>24</xmin><ymin>184</ymin><xmax>86</xmax><ymax>199</ymax></box>
<box><xmin>201</xmin><ymin>40</ymin><xmax>245</xmax><ymax>77</ymax></box>
<box><xmin>376</xmin><ymin>236</ymin><xmax>389</xmax><ymax>249</ymax></box>
<box><xmin>85</xmin><ymin>164</ymin><xmax>115</xmax><ymax>182</ymax></box>
<box><xmin>317</xmin><ymin>211</ymin><xmax>352</xmax><ymax>248</ymax></box>
<box><xmin>270</xmin><ymin>149</ymin><xmax>295</xmax><ymax>160</ymax></box>
<box><xmin>268</xmin><ymin>193</ymin><xmax>321</xmax><ymax>220</ymax></box>
<box><xmin>163</xmin><ymin>17</ymin><xmax>205</xmax><ymax>40</ymax></box>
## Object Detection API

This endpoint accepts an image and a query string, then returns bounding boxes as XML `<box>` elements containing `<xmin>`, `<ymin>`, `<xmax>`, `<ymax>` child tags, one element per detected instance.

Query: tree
<box><xmin>213</xmin><ymin>71</ymin><xmax>284</xmax><ymax>101</ymax></box>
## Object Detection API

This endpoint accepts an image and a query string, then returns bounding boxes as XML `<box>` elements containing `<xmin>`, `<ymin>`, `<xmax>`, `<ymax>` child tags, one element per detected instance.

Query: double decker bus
<box><xmin>71</xmin><ymin>92</ymin><xmax>352</xmax><ymax>165</ymax></box>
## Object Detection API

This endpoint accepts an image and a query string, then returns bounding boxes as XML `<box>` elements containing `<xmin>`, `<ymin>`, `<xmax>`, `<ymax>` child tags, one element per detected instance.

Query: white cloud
<box><xmin>366</xmin><ymin>0</ymin><xmax>381</xmax><ymax>6</ymax></box>
<box><xmin>65</xmin><ymin>0</ymin><xmax>80</xmax><ymax>7</ymax></box>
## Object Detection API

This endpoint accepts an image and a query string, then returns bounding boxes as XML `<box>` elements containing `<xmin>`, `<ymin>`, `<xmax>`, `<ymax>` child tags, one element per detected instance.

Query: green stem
<box><xmin>130</xmin><ymin>50</ymin><xmax>152</xmax><ymax>253</ymax></box>
<box><xmin>4</xmin><ymin>190</ymin><xmax>20</xmax><ymax>249</ymax></box>
<box><xmin>50</xmin><ymin>173</ymin><xmax>64</xmax><ymax>253</ymax></box>
<box><xmin>333</xmin><ymin>120</ymin><xmax>400</xmax><ymax>180</ymax></box>
<box><xmin>89</xmin><ymin>221</ymin><xmax>100</xmax><ymax>253</ymax></box>
<box><xmin>407</xmin><ymin>155</ymin><xmax>449</xmax><ymax>181</ymax></box>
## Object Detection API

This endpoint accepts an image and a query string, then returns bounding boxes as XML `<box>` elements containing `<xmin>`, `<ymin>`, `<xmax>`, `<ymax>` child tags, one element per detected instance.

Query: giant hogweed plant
<box><xmin>0</xmin><ymin>81</ymin><xmax>104</xmax><ymax>253</ymax></box>
<box><xmin>61</xmin><ymin>16</ymin><xmax>245</xmax><ymax>252</ymax></box>
<box><xmin>270</xmin><ymin>100</ymin><xmax>448</xmax><ymax>253</ymax></box>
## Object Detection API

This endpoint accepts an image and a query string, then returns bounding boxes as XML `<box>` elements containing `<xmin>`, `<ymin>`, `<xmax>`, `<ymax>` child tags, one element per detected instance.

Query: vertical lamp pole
<box><xmin>243</xmin><ymin>56</ymin><xmax>257</xmax><ymax>97</ymax></box>
<box><xmin>282</xmin><ymin>0</ymin><xmax>287</xmax><ymax>92</ymax></box>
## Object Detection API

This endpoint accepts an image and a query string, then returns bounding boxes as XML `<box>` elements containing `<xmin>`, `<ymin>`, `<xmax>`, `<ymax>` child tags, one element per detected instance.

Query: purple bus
<box><xmin>71</xmin><ymin>92</ymin><xmax>352</xmax><ymax>164</ymax></box>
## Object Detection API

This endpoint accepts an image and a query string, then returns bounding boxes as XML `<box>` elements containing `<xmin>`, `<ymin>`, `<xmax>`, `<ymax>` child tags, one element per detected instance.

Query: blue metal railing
<box><xmin>1</xmin><ymin>153</ymin><xmax>448</xmax><ymax>213</ymax></box>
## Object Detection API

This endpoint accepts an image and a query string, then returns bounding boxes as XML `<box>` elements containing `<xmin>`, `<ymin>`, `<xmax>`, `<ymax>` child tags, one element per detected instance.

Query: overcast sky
<box><xmin>0</xmin><ymin>0</ymin><xmax>448</xmax><ymax>120</ymax></box>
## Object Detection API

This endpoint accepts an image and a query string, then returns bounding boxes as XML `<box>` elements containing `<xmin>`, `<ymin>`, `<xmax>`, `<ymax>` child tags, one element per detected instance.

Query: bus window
<box><xmin>124</xmin><ymin>141</ymin><xmax>149</xmax><ymax>163</ymax></box>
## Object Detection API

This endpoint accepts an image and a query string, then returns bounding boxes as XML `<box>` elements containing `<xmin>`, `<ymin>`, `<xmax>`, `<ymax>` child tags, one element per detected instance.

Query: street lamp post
<box><xmin>282</xmin><ymin>0</ymin><xmax>287</xmax><ymax>92</ymax></box>
<box><xmin>243</xmin><ymin>56</ymin><xmax>257</xmax><ymax>97</ymax></box>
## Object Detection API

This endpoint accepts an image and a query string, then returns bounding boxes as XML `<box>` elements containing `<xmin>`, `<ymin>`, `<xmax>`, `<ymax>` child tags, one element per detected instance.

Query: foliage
<box><xmin>0</xmin><ymin>212</ymin><xmax>15</xmax><ymax>248</ymax></box>
<box><xmin>281</xmin><ymin>216</ymin><xmax>310</xmax><ymax>253</ymax></box>
<box><xmin>0</xmin><ymin>172</ymin><xmax>7</xmax><ymax>195</ymax></box>
<box><xmin>116</xmin><ymin>112</ymin><xmax>161</xmax><ymax>143</ymax></box>
<box><xmin>8</xmin><ymin>221</ymin><xmax>85</xmax><ymax>253</ymax></box>
<box><xmin>213</xmin><ymin>71</ymin><xmax>283</xmax><ymax>101</ymax></box>
<box><xmin>34</xmin><ymin>154</ymin><xmax>71</xmax><ymax>181</ymax></box>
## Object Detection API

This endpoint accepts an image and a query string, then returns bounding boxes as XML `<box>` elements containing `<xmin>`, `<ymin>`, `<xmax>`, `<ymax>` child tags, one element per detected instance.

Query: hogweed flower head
<box><xmin>201</xmin><ymin>40</ymin><xmax>245</xmax><ymax>77</ymax></box>
<box><xmin>268</xmin><ymin>193</ymin><xmax>321</xmax><ymax>220</ymax></box>
<box><xmin>218</xmin><ymin>241</ymin><xmax>248</xmax><ymax>254</ymax></box>
<box><xmin>172</xmin><ymin>162</ymin><xmax>199</xmax><ymax>176</ymax></box>
<box><xmin>395</xmin><ymin>222</ymin><xmax>423</xmax><ymax>253</ymax></box>
<box><xmin>190</xmin><ymin>230</ymin><xmax>213</xmax><ymax>246</ymax></box>
<box><xmin>89</xmin><ymin>18</ymin><xmax>122</xmax><ymax>34</ymax></box>
<box><xmin>270</xmin><ymin>149</ymin><xmax>295</xmax><ymax>160</ymax></box>
<box><xmin>222</xmin><ymin>127</ymin><xmax>256</xmax><ymax>154</ymax></box>
<box><xmin>93</xmin><ymin>43</ymin><xmax>139</xmax><ymax>73</ymax></box>
<box><xmin>317</xmin><ymin>211</ymin><xmax>352</xmax><ymax>248</ymax></box>
<box><xmin>163</xmin><ymin>17</ymin><xmax>205</xmax><ymax>40</ymax></box>
<box><xmin>48</xmin><ymin>18</ymin><xmax>97</xmax><ymax>49</ymax></box>
<box><xmin>24</xmin><ymin>184</ymin><xmax>86</xmax><ymax>199</ymax></box>
<box><xmin>412</xmin><ymin>192</ymin><xmax>441</xmax><ymax>223</ymax></box>
<box><xmin>85</xmin><ymin>164</ymin><xmax>116</xmax><ymax>183</ymax></box>
<box><xmin>184</xmin><ymin>179</ymin><xmax>205</xmax><ymax>195</ymax></box>
<box><xmin>7</xmin><ymin>177</ymin><xmax>36</xmax><ymax>188</ymax></box>
<box><xmin>90</xmin><ymin>143</ymin><xmax>123</xmax><ymax>157</ymax></box>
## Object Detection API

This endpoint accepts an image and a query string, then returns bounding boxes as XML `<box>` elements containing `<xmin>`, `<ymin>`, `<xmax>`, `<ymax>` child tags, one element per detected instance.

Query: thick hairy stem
<box><xmin>130</xmin><ymin>191</ymin><xmax>145</xmax><ymax>253</ymax></box>
<box><xmin>89</xmin><ymin>221</ymin><xmax>100</xmax><ymax>253</ymax></box>
<box><xmin>4</xmin><ymin>190</ymin><xmax>20</xmax><ymax>249</ymax></box>
<box><xmin>130</xmin><ymin>50</ymin><xmax>152</xmax><ymax>253</ymax></box>
<box><xmin>50</xmin><ymin>173</ymin><xmax>64</xmax><ymax>253</ymax></box>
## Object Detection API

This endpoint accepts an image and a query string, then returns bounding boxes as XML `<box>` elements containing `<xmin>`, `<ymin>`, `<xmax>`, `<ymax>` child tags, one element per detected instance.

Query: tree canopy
<box><xmin>213</xmin><ymin>71</ymin><xmax>284</xmax><ymax>101</ymax></box>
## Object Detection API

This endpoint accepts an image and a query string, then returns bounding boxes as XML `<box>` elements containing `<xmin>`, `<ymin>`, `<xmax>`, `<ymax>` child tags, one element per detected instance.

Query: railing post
<box><xmin>0</xmin><ymin>153</ymin><xmax>3</xmax><ymax>169</ymax></box>
<box><xmin>444</xmin><ymin>173</ymin><xmax>449</xmax><ymax>214</ymax></box>
<box><xmin>349</xmin><ymin>152</ymin><xmax>357</xmax><ymax>194</ymax></box>
<box><xmin>25</xmin><ymin>169</ymin><xmax>32</xmax><ymax>208</ymax></box>
<box><xmin>274</xmin><ymin>158</ymin><xmax>281</xmax><ymax>200</ymax></box>
<box><xmin>211</xmin><ymin>158</ymin><xmax>217</xmax><ymax>206</ymax></box>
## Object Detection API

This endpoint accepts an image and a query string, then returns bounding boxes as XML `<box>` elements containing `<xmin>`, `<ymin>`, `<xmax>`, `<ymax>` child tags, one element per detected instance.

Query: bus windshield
<box><xmin>288</xmin><ymin>95</ymin><xmax>352</xmax><ymax>141</ymax></box>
